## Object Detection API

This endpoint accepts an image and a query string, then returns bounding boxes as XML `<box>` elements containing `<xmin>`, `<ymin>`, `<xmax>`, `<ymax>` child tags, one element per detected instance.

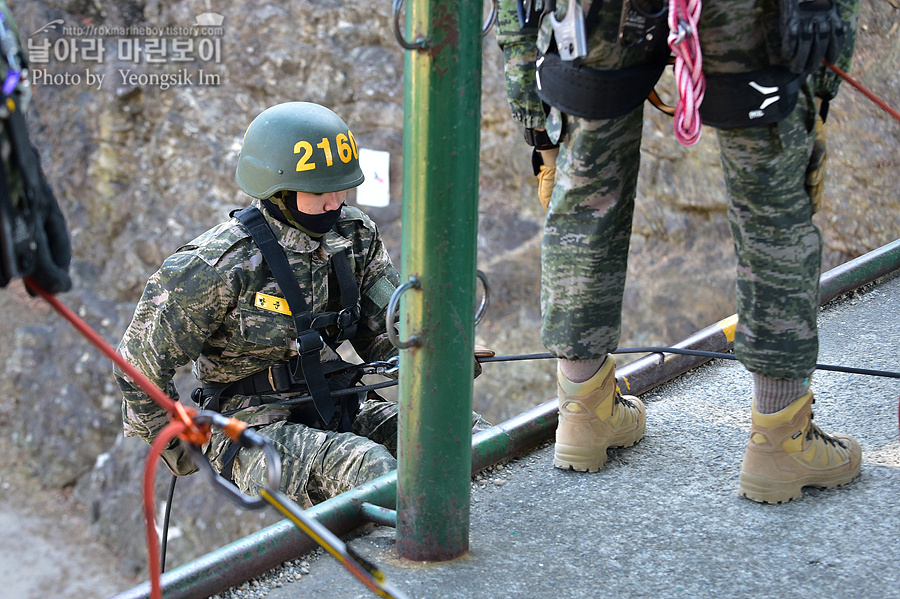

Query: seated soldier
<box><xmin>116</xmin><ymin>102</ymin><xmax>487</xmax><ymax>506</ymax></box>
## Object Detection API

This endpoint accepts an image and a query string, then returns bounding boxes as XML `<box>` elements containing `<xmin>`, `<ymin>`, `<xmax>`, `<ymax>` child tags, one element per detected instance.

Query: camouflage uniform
<box><xmin>116</xmin><ymin>199</ymin><xmax>402</xmax><ymax>507</ymax></box>
<box><xmin>497</xmin><ymin>0</ymin><xmax>856</xmax><ymax>380</ymax></box>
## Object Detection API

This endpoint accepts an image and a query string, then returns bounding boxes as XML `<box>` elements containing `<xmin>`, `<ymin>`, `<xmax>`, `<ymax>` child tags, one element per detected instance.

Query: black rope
<box><xmin>160</xmin><ymin>473</ymin><xmax>177</xmax><ymax>573</ymax></box>
<box><xmin>479</xmin><ymin>346</ymin><xmax>900</xmax><ymax>379</ymax></box>
<box><xmin>222</xmin><ymin>379</ymin><xmax>400</xmax><ymax>415</ymax></box>
<box><xmin>228</xmin><ymin>346</ymin><xmax>899</xmax><ymax>416</ymax></box>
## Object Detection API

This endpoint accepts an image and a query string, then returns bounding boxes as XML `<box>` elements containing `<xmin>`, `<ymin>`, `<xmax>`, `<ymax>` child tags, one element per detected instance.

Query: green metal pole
<box><xmin>396</xmin><ymin>0</ymin><xmax>483</xmax><ymax>561</ymax></box>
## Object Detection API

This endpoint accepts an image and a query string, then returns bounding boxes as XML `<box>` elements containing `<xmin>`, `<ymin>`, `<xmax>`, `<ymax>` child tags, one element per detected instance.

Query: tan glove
<box><xmin>805</xmin><ymin>114</ymin><xmax>827</xmax><ymax>214</ymax></box>
<box><xmin>473</xmin><ymin>345</ymin><xmax>495</xmax><ymax>379</ymax></box>
<box><xmin>534</xmin><ymin>147</ymin><xmax>558</xmax><ymax>212</ymax></box>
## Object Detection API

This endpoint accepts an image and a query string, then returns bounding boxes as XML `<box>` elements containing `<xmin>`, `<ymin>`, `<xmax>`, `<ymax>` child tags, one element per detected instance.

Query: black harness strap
<box><xmin>537</xmin><ymin>51</ymin><xmax>669</xmax><ymax>119</ymax></box>
<box><xmin>331</xmin><ymin>246</ymin><xmax>359</xmax><ymax>341</ymax></box>
<box><xmin>700</xmin><ymin>66</ymin><xmax>804</xmax><ymax>129</ymax></box>
<box><xmin>234</xmin><ymin>206</ymin><xmax>336</xmax><ymax>426</ymax></box>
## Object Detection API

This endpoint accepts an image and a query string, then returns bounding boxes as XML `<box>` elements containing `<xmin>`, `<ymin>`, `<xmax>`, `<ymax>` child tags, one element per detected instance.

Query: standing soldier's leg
<box><xmin>544</xmin><ymin>108</ymin><xmax>646</xmax><ymax>472</ymax></box>
<box><xmin>700</xmin><ymin>0</ymin><xmax>861</xmax><ymax>504</ymax></box>
<box><xmin>717</xmin><ymin>91</ymin><xmax>861</xmax><ymax>503</ymax></box>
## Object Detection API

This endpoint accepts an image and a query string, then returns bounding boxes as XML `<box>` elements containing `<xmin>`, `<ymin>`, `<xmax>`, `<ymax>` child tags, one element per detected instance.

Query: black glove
<box><xmin>26</xmin><ymin>163</ymin><xmax>72</xmax><ymax>294</ymax></box>
<box><xmin>0</xmin><ymin>119</ymin><xmax>72</xmax><ymax>295</ymax></box>
<box><xmin>780</xmin><ymin>0</ymin><xmax>845</xmax><ymax>76</ymax></box>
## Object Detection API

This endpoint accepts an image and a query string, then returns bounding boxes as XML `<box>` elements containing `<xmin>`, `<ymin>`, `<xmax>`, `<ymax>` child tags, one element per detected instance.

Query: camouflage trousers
<box><xmin>543</xmin><ymin>0</ymin><xmax>822</xmax><ymax>380</ymax></box>
<box><xmin>206</xmin><ymin>396</ymin><xmax>491</xmax><ymax>507</ymax></box>
<box><xmin>205</xmin><ymin>396</ymin><xmax>398</xmax><ymax>508</ymax></box>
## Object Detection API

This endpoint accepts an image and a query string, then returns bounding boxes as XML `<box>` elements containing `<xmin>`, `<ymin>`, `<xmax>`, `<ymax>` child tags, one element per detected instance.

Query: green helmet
<box><xmin>235</xmin><ymin>102</ymin><xmax>365</xmax><ymax>198</ymax></box>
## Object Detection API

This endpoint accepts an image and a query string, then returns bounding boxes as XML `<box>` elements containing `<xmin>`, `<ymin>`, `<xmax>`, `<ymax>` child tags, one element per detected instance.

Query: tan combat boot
<box><xmin>739</xmin><ymin>392</ymin><xmax>861</xmax><ymax>504</ymax></box>
<box><xmin>553</xmin><ymin>356</ymin><xmax>646</xmax><ymax>472</ymax></box>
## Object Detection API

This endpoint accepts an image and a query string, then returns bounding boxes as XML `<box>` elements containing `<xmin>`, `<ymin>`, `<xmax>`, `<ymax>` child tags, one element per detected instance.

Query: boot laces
<box><xmin>806</xmin><ymin>412</ymin><xmax>846</xmax><ymax>449</ymax></box>
<box><xmin>615</xmin><ymin>393</ymin><xmax>636</xmax><ymax>409</ymax></box>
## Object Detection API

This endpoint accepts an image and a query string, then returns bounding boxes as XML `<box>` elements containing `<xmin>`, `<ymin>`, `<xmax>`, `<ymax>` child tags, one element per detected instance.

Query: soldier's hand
<box><xmin>525</xmin><ymin>127</ymin><xmax>559</xmax><ymax>212</ymax></box>
<box><xmin>160</xmin><ymin>437</ymin><xmax>200</xmax><ymax>476</ymax></box>
<box><xmin>473</xmin><ymin>344</ymin><xmax>495</xmax><ymax>379</ymax></box>
<box><xmin>805</xmin><ymin>114</ymin><xmax>828</xmax><ymax>214</ymax></box>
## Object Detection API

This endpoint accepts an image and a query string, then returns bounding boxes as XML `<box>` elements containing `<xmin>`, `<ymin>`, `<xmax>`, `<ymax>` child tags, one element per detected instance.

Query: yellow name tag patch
<box><xmin>255</xmin><ymin>292</ymin><xmax>292</xmax><ymax>316</ymax></box>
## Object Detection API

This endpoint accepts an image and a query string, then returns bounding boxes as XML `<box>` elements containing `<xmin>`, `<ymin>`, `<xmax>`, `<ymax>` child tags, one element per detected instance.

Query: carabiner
<box><xmin>379</xmin><ymin>355</ymin><xmax>400</xmax><ymax>377</ymax></box>
<box><xmin>671</xmin><ymin>20</ymin><xmax>691</xmax><ymax>45</ymax></box>
<box><xmin>183</xmin><ymin>411</ymin><xmax>283</xmax><ymax>510</ymax></box>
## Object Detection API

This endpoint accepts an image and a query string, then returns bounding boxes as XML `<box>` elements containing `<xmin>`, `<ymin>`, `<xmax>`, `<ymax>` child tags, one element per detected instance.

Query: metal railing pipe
<box><xmin>819</xmin><ymin>238</ymin><xmax>900</xmax><ymax>304</ymax></box>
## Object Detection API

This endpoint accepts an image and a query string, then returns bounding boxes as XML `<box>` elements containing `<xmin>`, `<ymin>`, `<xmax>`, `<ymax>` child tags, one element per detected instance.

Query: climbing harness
<box><xmin>189</xmin><ymin>205</ymin><xmax>378</xmax><ymax>502</ymax></box>
<box><xmin>537</xmin><ymin>51</ymin><xmax>669</xmax><ymax>120</ymax></box>
<box><xmin>533</xmin><ymin>0</ymin><xmax>671</xmax><ymax>121</ymax></box>
<box><xmin>232</xmin><ymin>205</ymin><xmax>363</xmax><ymax>432</ymax></box>
<box><xmin>701</xmin><ymin>66</ymin><xmax>804</xmax><ymax>128</ymax></box>
<box><xmin>523</xmin><ymin>0</ymin><xmax>898</xmax><ymax>142</ymax></box>
<box><xmin>666</xmin><ymin>0</ymin><xmax>704</xmax><ymax>144</ymax></box>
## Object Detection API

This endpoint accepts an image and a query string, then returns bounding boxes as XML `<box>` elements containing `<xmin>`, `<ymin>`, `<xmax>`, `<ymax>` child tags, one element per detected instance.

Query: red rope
<box><xmin>24</xmin><ymin>277</ymin><xmax>178</xmax><ymax>415</ymax></box>
<box><xmin>144</xmin><ymin>421</ymin><xmax>188</xmax><ymax>599</ymax></box>
<box><xmin>825</xmin><ymin>62</ymin><xmax>900</xmax><ymax>124</ymax></box>
<box><xmin>24</xmin><ymin>277</ymin><xmax>208</xmax><ymax>597</ymax></box>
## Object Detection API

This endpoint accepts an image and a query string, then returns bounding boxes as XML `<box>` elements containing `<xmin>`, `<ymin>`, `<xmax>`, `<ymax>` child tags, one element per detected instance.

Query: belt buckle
<box><xmin>266</xmin><ymin>363</ymin><xmax>292</xmax><ymax>393</ymax></box>
<box><xmin>267</xmin><ymin>366</ymin><xmax>277</xmax><ymax>392</ymax></box>
<box><xmin>336</xmin><ymin>305</ymin><xmax>360</xmax><ymax>329</ymax></box>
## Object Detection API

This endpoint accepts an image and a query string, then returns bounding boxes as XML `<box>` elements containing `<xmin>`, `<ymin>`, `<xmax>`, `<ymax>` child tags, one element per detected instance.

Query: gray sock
<box><xmin>559</xmin><ymin>357</ymin><xmax>607</xmax><ymax>384</ymax></box>
<box><xmin>753</xmin><ymin>374</ymin><xmax>810</xmax><ymax>414</ymax></box>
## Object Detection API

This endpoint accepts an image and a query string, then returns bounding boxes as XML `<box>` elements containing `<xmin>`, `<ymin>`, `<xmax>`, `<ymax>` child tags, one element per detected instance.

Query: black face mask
<box><xmin>262</xmin><ymin>192</ymin><xmax>344</xmax><ymax>237</ymax></box>
<box><xmin>287</xmin><ymin>202</ymin><xmax>344</xmax><ymax>237</ymax></box>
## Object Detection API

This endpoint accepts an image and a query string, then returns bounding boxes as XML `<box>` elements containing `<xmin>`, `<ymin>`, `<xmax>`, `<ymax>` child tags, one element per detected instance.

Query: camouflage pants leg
<box><xmin>215</xmin><ymin>395</ymin><xmax>491</xmax><ymax>507</ymax></box>
<box><xmin>352</xmin><ymin>395</ymin><xmax>492</xmax><ymax>454</ymax></box>
<box><xmin>717</xmin><ymin>93</ymin><xmax>820</xmax><ymax>380</ymax></box>
<box><xmin>541</xmin><ymin>107</ymin><xmax>644</xmax><ymax>360</ymax></box>
<box><xmin>229</xmin><ymin>398</ymin><xmax>399</xmax><ymax>508</ymax></box>
<box><xmin>352</xmin><ymin>395</ymin><xmax>400</xmax><ymax>455</ymax></box>
<box><xmin>697</xmin><ymin>0</ymin><xmax>822</xmax><ymax>379</ymax></box>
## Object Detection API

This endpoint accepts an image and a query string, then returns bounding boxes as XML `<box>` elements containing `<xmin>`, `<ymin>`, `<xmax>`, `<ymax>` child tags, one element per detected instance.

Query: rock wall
<box><xmin>2</xmin><ymin>0</ymin><xmax>898</xmax><ymax>575</ymax></box>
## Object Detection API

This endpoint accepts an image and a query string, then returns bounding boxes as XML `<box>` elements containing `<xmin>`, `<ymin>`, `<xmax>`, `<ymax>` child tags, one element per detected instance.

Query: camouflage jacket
<box><xmin>116</xmin><ymin>200</ymin><xmax>400</xmax><ymax>446</ymax></box>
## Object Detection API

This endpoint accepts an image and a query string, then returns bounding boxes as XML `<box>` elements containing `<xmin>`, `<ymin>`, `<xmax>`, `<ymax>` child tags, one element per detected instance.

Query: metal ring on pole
<box><xmin>483</xmin><ymin>0</ymin><xmax>499</xmax><ymax>36</ymax></box>
<box><xmin>387</xmin><ymin>276</ymin><xmax>421</xmax><ymax>349</ymax></box>
<box><xmin>475</xmin><ymin>270</ymin><xmax>490</xmax><ymax>326</ymax></box>
<box><xmin>392</xmin><ymin>0</ymin><xmax>429</xmax><ymax>50</ymax></box>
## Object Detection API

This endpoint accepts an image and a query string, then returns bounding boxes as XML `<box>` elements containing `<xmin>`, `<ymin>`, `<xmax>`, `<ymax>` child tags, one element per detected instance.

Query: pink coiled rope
<box><xmin>667</xmin><ymin>0</ymin><xmax>705</xmax><ymax>145</ymax></box>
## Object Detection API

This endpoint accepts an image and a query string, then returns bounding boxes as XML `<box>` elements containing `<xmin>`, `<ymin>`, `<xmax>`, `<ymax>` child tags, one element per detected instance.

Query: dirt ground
<box><xmin>0</xmin><ymin>442</ymin><xmax>140</xmax><ymax>598</ymax></box>
<box><xmin>0</xmin><ymin>285</ymin><xmax>139</xmax><ymax>598</ymax></box>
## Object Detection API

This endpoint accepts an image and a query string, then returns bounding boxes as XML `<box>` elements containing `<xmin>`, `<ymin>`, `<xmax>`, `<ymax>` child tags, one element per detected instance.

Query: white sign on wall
<box><xmin>356</xmin><ymin>148</ymin><xmax>391</xmax><ymax>208</ymax></box>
